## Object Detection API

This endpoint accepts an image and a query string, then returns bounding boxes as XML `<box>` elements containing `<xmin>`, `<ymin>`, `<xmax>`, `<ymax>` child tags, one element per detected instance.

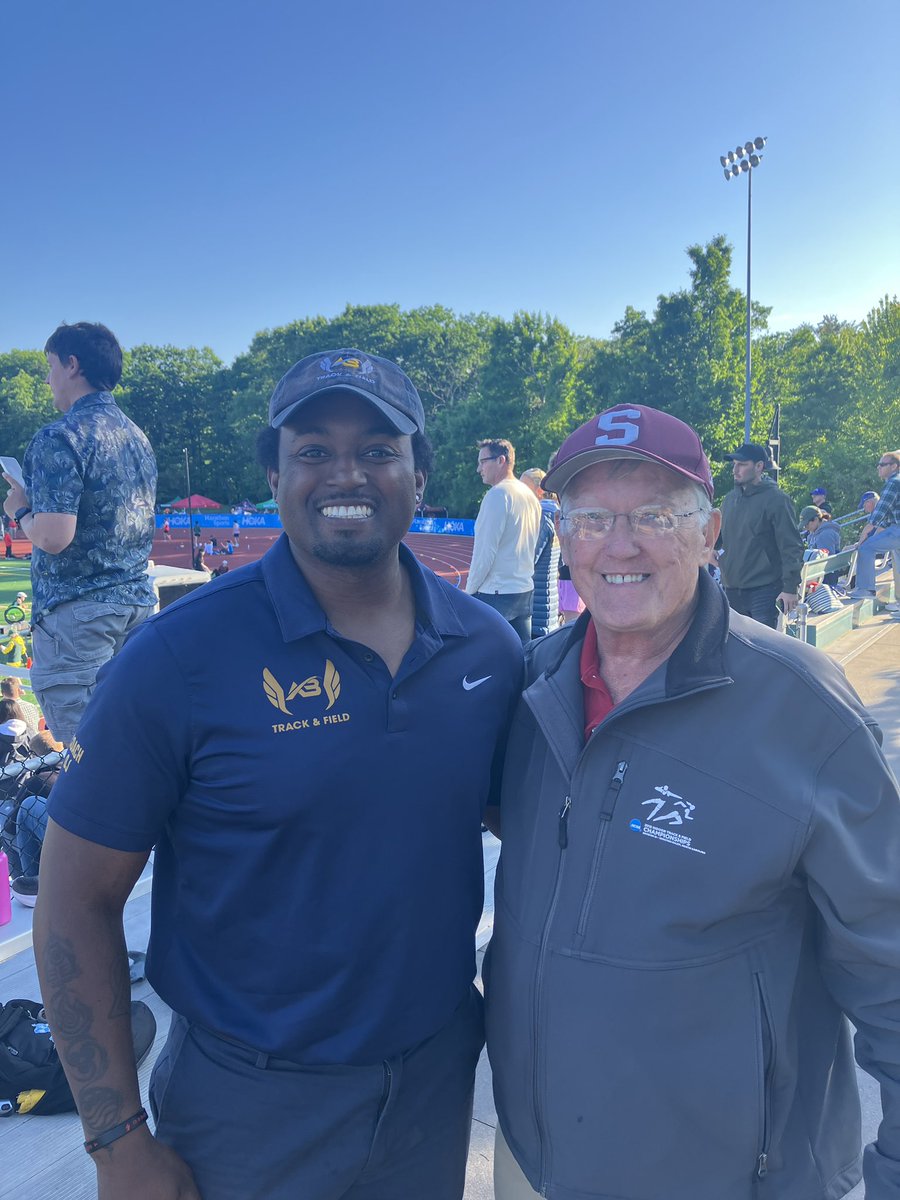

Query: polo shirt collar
<box><xmin>261</xmin><ymin>533</ymin><xmax>468</xmax><ymax>644</ymax></box>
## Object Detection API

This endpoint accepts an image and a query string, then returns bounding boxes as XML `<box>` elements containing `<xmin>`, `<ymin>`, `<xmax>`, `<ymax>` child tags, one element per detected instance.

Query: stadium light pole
<box><xmin>720</xmin><ymin>136</ymin><xmax>766</xmax><ymax>442</ymax></box>
<box><xmin>183</xmin><ymin>447</ymin><xmax>195</xmax><ymax>568</ymax></box>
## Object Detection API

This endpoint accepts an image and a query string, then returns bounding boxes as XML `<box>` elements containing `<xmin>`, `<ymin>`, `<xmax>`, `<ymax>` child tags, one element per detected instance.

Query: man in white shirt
<box><xmin>466</xmin><ymin>440</ymin><xmax>542</xmax><ymax>642</ymax></box>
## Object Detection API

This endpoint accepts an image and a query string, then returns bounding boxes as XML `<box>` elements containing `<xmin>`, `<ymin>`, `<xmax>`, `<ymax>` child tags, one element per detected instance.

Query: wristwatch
<box><xmin>13</xmin><ymin>506</ymin><xmax>32</xmax><ymax>523</ymax></box>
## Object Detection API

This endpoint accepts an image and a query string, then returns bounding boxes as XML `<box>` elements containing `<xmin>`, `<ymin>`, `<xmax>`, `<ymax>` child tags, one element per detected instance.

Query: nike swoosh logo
<box><xmin>462</xmin><ymin>675</ymin><xmax>492</xmax><ymax>691</ymax></box>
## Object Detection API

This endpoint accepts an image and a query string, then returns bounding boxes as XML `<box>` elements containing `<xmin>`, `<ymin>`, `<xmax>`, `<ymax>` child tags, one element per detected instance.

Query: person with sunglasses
<box><xmin>852</xmin><ymin>451</ymin><xmax>900</xmax><ymax>611</ymax></box>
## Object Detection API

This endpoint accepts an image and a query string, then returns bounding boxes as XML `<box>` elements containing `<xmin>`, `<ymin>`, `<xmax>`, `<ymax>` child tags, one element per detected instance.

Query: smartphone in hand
<box><xmin>0</xmin><ymin>457</ymin><xmax>25</xmax><ymax>489</ymax></box>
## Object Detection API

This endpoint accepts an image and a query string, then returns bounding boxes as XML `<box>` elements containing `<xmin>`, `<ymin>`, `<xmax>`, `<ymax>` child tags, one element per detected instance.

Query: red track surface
<box><xmin>149</xmin><ymin>527</ymin><xmax>474</xmax><ymax>589</ymax></box>
<box><xmin>6</xmin><ymin>528</ymin><xmax>475</xmax><ymax>588</ymax></box>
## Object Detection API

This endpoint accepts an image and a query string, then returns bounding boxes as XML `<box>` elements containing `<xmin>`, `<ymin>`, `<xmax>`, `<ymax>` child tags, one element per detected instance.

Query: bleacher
<box><xmin>789</xmin><ymin>545</ymin><xmax>896</xmax><ymax>648</ymax></box>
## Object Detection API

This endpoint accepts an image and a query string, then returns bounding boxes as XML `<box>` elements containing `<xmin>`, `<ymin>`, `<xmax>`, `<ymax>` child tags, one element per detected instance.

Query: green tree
<box><xmin>118</xmin><ymin>345</ymin><xmax>224</xmax><ymax>503</ymax></box>
<box><xmin>0</xmin><ymin>352</ymin><xmax>56</xmax><ymax>465</ymax></box>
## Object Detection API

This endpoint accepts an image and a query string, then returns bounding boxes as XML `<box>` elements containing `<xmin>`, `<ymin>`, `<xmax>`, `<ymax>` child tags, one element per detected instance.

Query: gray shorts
<box><xmin>30</xmin><ymin>599</ymin><xmax>155</xmax><ymax>744</ymax></box>
<box><xmin>149</xmin><ymin>985</ymin><xmax>484</xmax><ymax>1200</ymax></box>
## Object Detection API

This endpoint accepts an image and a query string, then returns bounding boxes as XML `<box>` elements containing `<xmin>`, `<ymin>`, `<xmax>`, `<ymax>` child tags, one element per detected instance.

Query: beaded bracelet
<box><xmin>84</xmin><ymin>1106</ymin><xmax>149</xmax><ymax>1155</ymax></box>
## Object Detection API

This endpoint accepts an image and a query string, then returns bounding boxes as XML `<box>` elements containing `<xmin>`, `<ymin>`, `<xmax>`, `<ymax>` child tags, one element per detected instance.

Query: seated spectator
<box><xmin>1</xmin><ymin>677</ymin><xmax>40</xmax><ymax>739</ymax></box>
<box><xmin>799</xmin><ymin>505</ymin><xmax>841</xmax><ymax>555</ymax></box>
<box><xmin>810</xmin><ymin>486</ymin><xmax>828</xmax><ymax>508</ymax></box>
<box><xmin>8</xmin><ymin>731</ymin><xmax>64</xmax><ymax>907</ymax></box>
<box><xmin>211</xmin><ymin>560</ymin><xmax>230</xmax><ymax>578</ymax></box>
<box><xmin>852</xmin><ymin>450</ymin><xmax>899</xmax><ymax>602</ymax></box>
<box><xmin>225</xmin><ymin>539</ymin><xmax>235</xmax><ymax>554</ymax></box>
<box><xmin>860</xmin><ymin>490</ymin><xmax>879</xmax><ymax>516</ymax></box>
<box><xmin>0</xmin><ymin>698</ymin><xmax>28</xmax><ymax>765</ymax></box>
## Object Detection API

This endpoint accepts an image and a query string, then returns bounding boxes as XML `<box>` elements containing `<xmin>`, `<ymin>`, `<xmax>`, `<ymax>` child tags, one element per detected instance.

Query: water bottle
<box><xmin>0</xmin><ymin>850</ymin><xmax>11</xmax><ymax>926</ymax></box>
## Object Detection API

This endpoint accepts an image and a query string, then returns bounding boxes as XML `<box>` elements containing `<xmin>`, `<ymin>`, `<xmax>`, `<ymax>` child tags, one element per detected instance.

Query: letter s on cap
<box><xmin>595</xmin><ymin>409</ymin><xmax>641</xmax><ymax>446</ymax></box>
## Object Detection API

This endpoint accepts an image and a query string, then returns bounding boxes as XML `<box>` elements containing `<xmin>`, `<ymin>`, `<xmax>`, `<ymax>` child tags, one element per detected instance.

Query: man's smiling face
<box><xmin>268</xmin><ymin>391</ymin><xmax>424</xmax><ymax>573</ymax></box>
<box><xmin>559</xmin><ymin>459</ymin><xmax>719</xmax><ymax>645</ymax></box>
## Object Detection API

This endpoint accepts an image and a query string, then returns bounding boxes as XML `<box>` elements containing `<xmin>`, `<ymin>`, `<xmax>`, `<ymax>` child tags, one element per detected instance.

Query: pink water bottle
<box><xmin>0</xmin><ymin>850</ymin><xmax>12</xmax><ymax>926</ymax></box>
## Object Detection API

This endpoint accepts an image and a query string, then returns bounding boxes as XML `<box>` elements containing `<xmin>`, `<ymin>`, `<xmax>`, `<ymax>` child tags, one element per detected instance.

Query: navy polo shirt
<box><xmin>49</xmin><ymin>535</ymin><xmax>523</xmax><ymax>1064</ymax></box>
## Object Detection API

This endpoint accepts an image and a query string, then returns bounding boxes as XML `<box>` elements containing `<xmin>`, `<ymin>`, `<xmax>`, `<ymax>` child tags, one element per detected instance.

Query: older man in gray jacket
<box><xmin>484</xmin><ymin>403</ymin><xmax>900</xmax><ymax>1200</ymax></box>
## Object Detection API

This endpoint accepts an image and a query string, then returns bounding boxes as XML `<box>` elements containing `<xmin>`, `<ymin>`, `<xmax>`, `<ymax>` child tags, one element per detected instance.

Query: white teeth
<box><xmin>320</xmin><ymin>505</ymin><xmax>373</xmax><ymax>520</ymax></box>
<box><xmin>603</xmin><ymin>574</ymin><xmax>648</xmax><ymax>584</ymax></box>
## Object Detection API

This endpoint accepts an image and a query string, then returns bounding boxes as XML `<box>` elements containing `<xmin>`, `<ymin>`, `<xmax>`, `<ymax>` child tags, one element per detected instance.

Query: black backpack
<box><xmin>0</xmin><ymin>998</ymin><xmax>157</xmax><ymax>1116</ymax></box>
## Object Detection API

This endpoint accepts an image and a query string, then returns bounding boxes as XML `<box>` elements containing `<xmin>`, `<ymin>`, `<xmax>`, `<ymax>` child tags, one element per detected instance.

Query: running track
<box><xmin>146</xmin><ymin>527</ymin><xmax>474</xmax><ymax>589</ymax></box>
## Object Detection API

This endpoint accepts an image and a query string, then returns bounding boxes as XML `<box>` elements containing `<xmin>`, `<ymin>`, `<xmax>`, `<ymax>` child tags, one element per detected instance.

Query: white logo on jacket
<box><xmin>629</xmin><ymin>785</ymin><xmax>705</xmax><ymax>854</ymax></box>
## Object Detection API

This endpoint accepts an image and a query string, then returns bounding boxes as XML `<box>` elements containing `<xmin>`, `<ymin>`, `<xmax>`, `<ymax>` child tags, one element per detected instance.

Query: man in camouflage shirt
<box><xmin>2</xmin><ymin>322</ymin><xmax>157</xmax><ymax>744</ymax></box>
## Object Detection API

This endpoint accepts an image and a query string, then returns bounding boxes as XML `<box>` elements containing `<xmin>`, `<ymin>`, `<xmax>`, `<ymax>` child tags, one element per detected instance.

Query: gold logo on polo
<box><xmin>263</xmin><ymin>661</ymin><xmax>341</xmax><ymax>716</ymax></box>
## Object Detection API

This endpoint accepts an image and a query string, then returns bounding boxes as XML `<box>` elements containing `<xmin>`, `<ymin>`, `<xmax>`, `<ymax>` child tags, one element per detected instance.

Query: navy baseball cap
<box><xmin>725</xmin><ymin>442</ymin><xmax>771</xmax><ymax>466</ymax></box>
<box><xmin>543</xmin><ymin>404</ymin><xmax>714</xmax><ymax>500</ymax></box>
<box><xmin>269</xmin><ymin>349</ymin><xmax>425</xmax><ymax>435</ymax></box>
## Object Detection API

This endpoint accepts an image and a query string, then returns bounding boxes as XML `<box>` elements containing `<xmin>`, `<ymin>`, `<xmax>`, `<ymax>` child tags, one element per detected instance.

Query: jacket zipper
<box><xmin>532</xmin><ymin>794</ymin><xmax>570</xmax><ymax>1195</ymax></box>
<box><xmin>754</xmin><ymin>973</ymin><xmax>776</xmax><ymax>1180</ymax></box>
<box><xmin>575</xmin><ymin>760</ymin><xmax>629</xmax><ymax>938</ymax></box>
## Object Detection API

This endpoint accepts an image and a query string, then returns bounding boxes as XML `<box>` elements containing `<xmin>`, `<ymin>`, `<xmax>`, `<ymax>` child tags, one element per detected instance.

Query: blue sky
<box><xmin>2</xmin><ymin>0</ymin><xmax>898</xmax><ymax>364</ymax></box>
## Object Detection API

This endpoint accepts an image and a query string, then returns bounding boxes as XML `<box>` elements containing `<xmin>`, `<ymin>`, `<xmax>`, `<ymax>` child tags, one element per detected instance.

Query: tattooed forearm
<box><xmin>42</xmin><ymin>931</ymin><xmax>82</xmax><ymax>988</ymax></box>
<box><xmin>40</xmin><ymin>929</ymin><xmax>126</xmax><ymax>1134</ymax></box>
<box><xmin>65</xmin><ymin>1037</ymin><xmax>110</xmax><ymax>1082</ymax></box>
<box><xmin>79</xmin><ymin>1086</ymin><xmax>123</xmax><ymax>1132</ymax></box>
<box><xmin>52</xmin><ymin>990</ymin><xmax>92</xmax><ymax>1038</ymax></box>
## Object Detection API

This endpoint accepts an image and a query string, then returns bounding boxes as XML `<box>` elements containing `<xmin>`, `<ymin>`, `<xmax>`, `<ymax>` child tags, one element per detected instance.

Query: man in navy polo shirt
<box><xmin>34</xmin><ymin>349</ymin><xmax>523</xmax><ymax>1200</ymax></box>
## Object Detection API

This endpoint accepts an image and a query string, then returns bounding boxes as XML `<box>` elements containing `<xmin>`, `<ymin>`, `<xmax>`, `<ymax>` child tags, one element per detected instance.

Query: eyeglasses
<box><xmin>477</xmin><ymin>456</ymin><xmax>501</xmax><ymax>466</ymax></box>
<box><xmin>877</xmin><ymin>460</ymin><xmax>895</xmax><ymax>467</ymax></box>
<box><xmin>559</xmin><ymin>506</ymin><xmax>704</xmax><ymax>539</ymax></box>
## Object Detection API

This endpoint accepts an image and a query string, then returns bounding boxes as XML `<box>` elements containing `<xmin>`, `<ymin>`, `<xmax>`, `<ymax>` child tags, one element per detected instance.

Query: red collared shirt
<box><xmin>579</xmin><ymin>619</ymin><xmax>614</xmax><ymax>741</ymax></box>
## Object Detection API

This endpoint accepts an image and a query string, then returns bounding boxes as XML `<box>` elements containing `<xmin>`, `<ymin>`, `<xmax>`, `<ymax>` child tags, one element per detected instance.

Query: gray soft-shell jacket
<box><xmin>485</xmin><ymin>571</ymin><xmax>900</xmax><ymax>1200</ymax></box>
<box><xmin>720</xmin><ymin>476</ymin><xmax>804</xmax><ymax>592</ymax></box>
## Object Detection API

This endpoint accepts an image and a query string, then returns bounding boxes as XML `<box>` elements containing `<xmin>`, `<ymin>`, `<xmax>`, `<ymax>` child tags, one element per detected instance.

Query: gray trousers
<box><xmin>149</xmin><ymin>985</ymin><xmax>484</xmax><ymax>1200</ymax></box>
<box><xmin>30</xmin><ymin>599</ymin><xmax>154</xmax><ymax>743</ymax></box>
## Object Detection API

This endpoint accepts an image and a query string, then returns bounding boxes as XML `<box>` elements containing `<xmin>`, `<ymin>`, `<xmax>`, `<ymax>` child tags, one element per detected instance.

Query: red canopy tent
<box><xmin>169</xmin><ymin>494</ymin><xmax>222</xmax><ymax>510</ymax></box>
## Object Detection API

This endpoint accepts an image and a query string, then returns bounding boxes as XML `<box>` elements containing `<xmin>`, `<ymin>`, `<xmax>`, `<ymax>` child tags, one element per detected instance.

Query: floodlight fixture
<box><xmin>716</xmin><ymin>135</ymin><xmax>768</xmax><ymax>440</ymax></box>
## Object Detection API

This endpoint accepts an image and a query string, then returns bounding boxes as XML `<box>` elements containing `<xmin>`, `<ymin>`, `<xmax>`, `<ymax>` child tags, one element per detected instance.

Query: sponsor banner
<box><xmin>157</xmin><ymin>515</ymin><xmax>474</xmax><ymax>534</ymax></box>
<box><xmin>157</xmin><ymin>514</ymin><xmax>284</xmax><ymax>530</ymax></box>
<box><xmin>409</xmin><ymin>518</ymin><xmax>475</xmax><ymax>536</ymax></box>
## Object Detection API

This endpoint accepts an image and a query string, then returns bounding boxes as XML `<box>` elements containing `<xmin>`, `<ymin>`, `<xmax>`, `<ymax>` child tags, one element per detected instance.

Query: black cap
<box><xmin>725</xmin><ymin>442</ymin><xmax>770</xmax><ymax>466</ymax></box>
<box><xmin>268</xmin><ymin>349</ymin><xmax>425</xmax><ymax>435</ymax></box>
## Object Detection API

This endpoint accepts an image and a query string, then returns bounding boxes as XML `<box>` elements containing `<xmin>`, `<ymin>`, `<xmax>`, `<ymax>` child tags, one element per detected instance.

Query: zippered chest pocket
<box><xmin>575</xmin><ymin>760</ymin><xmax>628</xmax><ymax>938</ymax></box>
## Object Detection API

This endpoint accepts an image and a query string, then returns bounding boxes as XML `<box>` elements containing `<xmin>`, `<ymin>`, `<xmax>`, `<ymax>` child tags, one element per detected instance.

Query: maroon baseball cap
<box><xmin>543</xmin><ymin>405</ymin><xmax>714</xmax><ymax>500</ymax></box>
